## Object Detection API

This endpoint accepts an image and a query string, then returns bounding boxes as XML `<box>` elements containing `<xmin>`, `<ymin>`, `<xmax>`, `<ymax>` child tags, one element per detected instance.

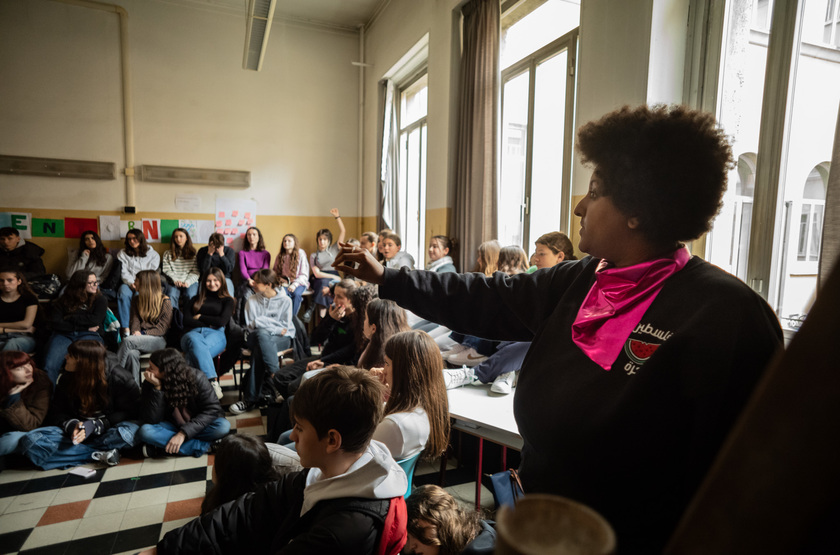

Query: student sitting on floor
<box><xmin>20</xmin><ymin>341</ymin><xmax>140</xmax><ymax>469</ymax></box>
<box><xmin>137</xmin><ymin>348</ymin><xmax>230</xmax><ymax>458</ymax></box>
<box><xmin>404</xmin><ymin>485</ymin><xmax>496</xmax><ymax>555</ymax></box>
<box><xmin>0</xmin><ymin>351</ymin><xmax>52</xmax><ymax>458</ymax></box>
<box><xmin>200</xmin><ymin>433</ymin><xmax>280</xmax><ymax>515</ymax></box>
<box><xmin>149</xmin><ymin>366</ymin><xmax>408</xmax><ymax>555</ymax></box>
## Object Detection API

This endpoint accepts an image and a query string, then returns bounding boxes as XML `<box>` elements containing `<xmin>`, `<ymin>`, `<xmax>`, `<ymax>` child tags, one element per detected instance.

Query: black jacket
<box><xmin>0</xmin><ymin>240</ymin><xmax>46</xmax><ymax>280</ymax></box>
<box><xmin>158</xmin><ymin>469</ymin><xmax>390</xmax><ymax>554</ymax></box>
<box><xmin>48</xmin><ymin>353</ymin><xmax>140</xmax><ymax>431</ymax></box>
<box><xmin>50</xmin><ymin>294</ymin><xmax>108</xmax><ymax>334</ymax></box>
<box><xmin>139</xmin><ymin>367</ymin><xmax>224</xmax><ymax>439</ymax></box>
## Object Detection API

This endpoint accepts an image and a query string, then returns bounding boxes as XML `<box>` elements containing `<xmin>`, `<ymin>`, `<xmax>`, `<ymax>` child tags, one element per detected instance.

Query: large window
<box><xmin>705</xmin><ymin>0</ymin><xmax>840</xmax><ymax>331</ymax></box>
<box><xmin>396</xmin><ymin>72</ymin><xmax>428</xmax><ymax>268</ymax></box>
<box><xmin>497</xmin><ymin>0</ymin><xmax>580</xmax><ymax>251</ymax></box>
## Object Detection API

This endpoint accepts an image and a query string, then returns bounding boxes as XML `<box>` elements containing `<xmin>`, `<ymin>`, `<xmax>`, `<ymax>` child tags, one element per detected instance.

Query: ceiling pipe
<box><xmin>49</xmin><ymin>0</ymin><xmax>137</xmax><ymax>212</ymax></box>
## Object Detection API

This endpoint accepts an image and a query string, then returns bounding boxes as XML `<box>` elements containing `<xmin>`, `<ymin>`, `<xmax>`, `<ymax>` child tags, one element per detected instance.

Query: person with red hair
<box><xmin>0</xmin><ymin>351</ymin><xmax>51</xmax><ymax>457</ymax></box>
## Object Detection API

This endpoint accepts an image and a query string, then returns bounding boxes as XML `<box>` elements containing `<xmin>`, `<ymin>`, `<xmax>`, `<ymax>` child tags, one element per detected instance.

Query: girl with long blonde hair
<box><xmin>117</xmin><ymin>270</ymin><xmax>173</xmax><ymax>384</ymax></box>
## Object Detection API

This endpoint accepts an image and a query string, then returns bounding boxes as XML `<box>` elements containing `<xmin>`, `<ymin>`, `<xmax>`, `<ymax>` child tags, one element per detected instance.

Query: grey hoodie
<box><xmin>244</xmin><ymin>287</ymin><xmax>295</xmax><ymax>338</ymax></box>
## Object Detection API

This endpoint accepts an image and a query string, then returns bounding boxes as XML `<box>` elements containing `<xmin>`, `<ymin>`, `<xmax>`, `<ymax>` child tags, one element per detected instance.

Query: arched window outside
<box><xmin>797</xmin><ymin>164</ymin><xmax>828</xmax><ymax>262</ymax></box>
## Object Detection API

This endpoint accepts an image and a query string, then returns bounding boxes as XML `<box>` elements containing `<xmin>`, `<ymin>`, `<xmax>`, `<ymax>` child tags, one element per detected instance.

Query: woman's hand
<box><xmin>8</xmin><ymin>378</ymin><xmax>33</xmax><ymax>396</ymax></box>
<box><xmin>165</xmin><ymin>431</ymin><xmax>186</xmax><ymax>454</ymax></box>
<box><xmin>143</xmin><ymin>370</ymin><xmax>162</xmax><ymax>389</ymax></box>
<box><xmin>217</xmin><ymin>245</ymin><xmax>225</xmax><ymax>256</ymax></box>
<box><xmin>207</xmin><ymin>243</ymin><xmax>216</xmax><ymax>255</ymax></box>
<box><xmin>72</xmin><ymin>422</ymin><xmax>86</xmax><ymax>445</ymax></box>
<box><xmin>328</xmin><ymin>303</ymin><xmax>345</xmax><ymax>320</ymax></box>
<box><xmin>88</xmin><ymin>326</ymin><xmax>100</xmax><ymax>332</ymax></box>
<box><xmin>306</xmin><ymin>360</ymin><xmax>324</xmax><ymax>371</ymax></box>
<box><xmin>329</xmin><ymin>208</ymin><xmax>340</xmax><ymax>218</ymax></box>
<box><xmin>248</xmin><ymin>278</ymin><xmax>255</xmax><ymax>287</ymax></box>
<box><xmin>288</xmin><ymin>283</ymin><xmax>297</xmax><ymax>293</ymax></box>
<box><xmin>82</xmin><ymin>249</ymin><xmax>90</xmax><ymax>257</ymax></box>
<box><xmin>333</xmin><ymin>242</ymin><xmax>385</xmax><ymax>284</ymax></box>
<box><xmin>132</xmin><ymin>331</ymin><xmax>142</xmax><ymax>336</ymax></box>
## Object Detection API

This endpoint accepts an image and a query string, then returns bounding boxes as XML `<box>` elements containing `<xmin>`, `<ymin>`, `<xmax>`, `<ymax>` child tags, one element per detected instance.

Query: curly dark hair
<box><xmin>150</xmin><ymin>348</ymin><xmax>197</xmax><ymax>408</ymax></box>
<box><xmin>575</xmin><ymin>104</ymin><xmax>734</xmax><ymax>246</ymax></box>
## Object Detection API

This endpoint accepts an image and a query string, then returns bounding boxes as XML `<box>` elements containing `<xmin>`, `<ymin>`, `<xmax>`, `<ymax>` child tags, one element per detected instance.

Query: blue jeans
<box><xmin>244</xmin><ymin>330</ymin><xmax>292</xmax><ymax>403</ymax></box>
<box><xmin>20</xmin><ymin>422</ymin><xmax>140</xmax><ymax>470</ymax></box>
<box><xmin>285</xmin><ymin>285</ymin><xmax>305</xmax><ymax>317</ymax></box>
<box><xmin>138</xmin><ymin>418</ymin><xmax>230</xmax><ymax>457</ymax></box>
<box><xmin>0</xmin><ymin>334</ymin><xmax>37</xmax><ymax>353</ymax></box>
<box><xmin>43</xmin><ymin>331</ymin><xmax>104</xmax><ymax>383</ymax></box>
<box><xmin>186</xmin><ymin>278</ymin><xmax>235</xmax><ymax>301</ymax></box>
<box><xmin>0</xmin><ymin>431</ymin><xmax>27</xmax><ymax>456</ymax></box>
<box><xmin>117</xmin><ymin>284</ymin><xmax>138</xmax><ymax>329</ymax></box>
<box><xmin>163</xmin><ymin>282</ymin><xmax>186</xmax><ymax>310</ymax></box>
<box><xmin>181</xmin><ymin>327</ymin><xmax>226</xmax><ymax>380</ymax></box>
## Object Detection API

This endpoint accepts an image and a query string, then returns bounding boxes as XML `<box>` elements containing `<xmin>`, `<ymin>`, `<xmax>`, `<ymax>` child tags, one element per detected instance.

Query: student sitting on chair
<box><xmin>149</xmin><ymin>365</ymin><xmax>408</xmax><ymax>555</ymax></box>
<box><xmin>230</xmin><ymin>269</ymin><xmax>294</xmax><ymax>415</ymax></box>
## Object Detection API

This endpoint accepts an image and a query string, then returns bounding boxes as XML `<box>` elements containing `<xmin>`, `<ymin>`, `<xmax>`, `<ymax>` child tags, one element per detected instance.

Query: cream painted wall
<box><xmin>0</xmin><ymin>0</ymin><xmax>360</xmax><ymax>218</ymax></box>
<box><xmin>361</xmin><ymin>0</ymin><xmax>462</xmax><ymax>220</ymax></box>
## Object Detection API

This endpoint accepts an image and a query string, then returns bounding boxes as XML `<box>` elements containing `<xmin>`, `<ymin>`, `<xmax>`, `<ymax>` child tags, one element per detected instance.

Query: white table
<box><xmin>446</xmin><ymin>385</ymin><xmax>523</xmax><ymax>508</ymax></box>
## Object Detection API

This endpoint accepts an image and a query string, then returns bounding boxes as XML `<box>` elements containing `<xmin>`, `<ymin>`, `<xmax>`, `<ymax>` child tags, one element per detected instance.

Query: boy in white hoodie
<box><xmin>231</xmin><ymin>269</ymin><xmax>295</xmax><ymax>414</ymax></box>
<box><xmin>151</xmin><ymin>365</ymin><xmax>408</xmax><ymax>555</ymax></box>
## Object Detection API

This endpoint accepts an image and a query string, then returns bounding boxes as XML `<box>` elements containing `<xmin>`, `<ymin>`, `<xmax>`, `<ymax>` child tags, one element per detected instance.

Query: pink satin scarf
<box><xmin>571</xmin><ymin>246</ymin><xmax>691</xmax><ymax>370</ymax></box>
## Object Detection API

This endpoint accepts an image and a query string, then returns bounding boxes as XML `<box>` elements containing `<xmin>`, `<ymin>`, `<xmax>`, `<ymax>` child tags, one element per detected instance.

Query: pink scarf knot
<box><xmin>572</xmin><ymin>247</ymin><xmax>691</xmax><ymax>370</ymax></box>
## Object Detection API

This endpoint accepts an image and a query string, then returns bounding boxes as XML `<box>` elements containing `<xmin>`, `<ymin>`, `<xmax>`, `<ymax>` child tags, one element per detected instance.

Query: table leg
<box><xmin>475</xmin><ymin>437</ymin><xmax>483</xmax><ymax>510</ymax></box>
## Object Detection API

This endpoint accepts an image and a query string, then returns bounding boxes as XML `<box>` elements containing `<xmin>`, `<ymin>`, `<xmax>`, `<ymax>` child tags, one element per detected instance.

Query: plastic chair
<box><xmin>396</xmin><ymin>452</ymin><xmax>422</xmax><ymax>499</ymax></box>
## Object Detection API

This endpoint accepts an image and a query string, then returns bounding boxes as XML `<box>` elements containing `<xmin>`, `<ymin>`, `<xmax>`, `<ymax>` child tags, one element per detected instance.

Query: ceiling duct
<box><xmin>243</xmin><ymin>0</ymin><xmax>277</xmax><ymax>71</ymax></box>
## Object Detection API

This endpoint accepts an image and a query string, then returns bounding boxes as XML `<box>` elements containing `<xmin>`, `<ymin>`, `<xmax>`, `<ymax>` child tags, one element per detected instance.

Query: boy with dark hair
<box><xmin>150</xmin><ymin>366</ymin><xmax>408</xmax><ymax>555</ymax></box>
<box><xmin>0</xmin><ymin>227</ymin><xmax>46</xmax><ymax>281</ymax></box>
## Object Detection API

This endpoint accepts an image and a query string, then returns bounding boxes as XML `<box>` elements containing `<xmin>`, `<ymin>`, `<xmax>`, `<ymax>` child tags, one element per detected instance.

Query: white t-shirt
<box><xmin>372</xmin><ymin>407</ymin><xmax>429</xmax><ymax>460</ymax></box>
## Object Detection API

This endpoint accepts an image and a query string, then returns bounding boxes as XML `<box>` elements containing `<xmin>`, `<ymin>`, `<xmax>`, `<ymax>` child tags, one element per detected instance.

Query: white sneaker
<box><xmin>490</xmin><ymin>371</ymin><xmax>516</xmax><ymax>395</ymax></box>
<box><xmin>443</xmin><ymin>366</ymin><xmax>477</xmax><ymax>389</ymax></box>
<box><xmin>447</xmin><ymin>347</ymin><xmax>488</xmax><ymax>367</ymax></box>
<box><xmin>229</xmin><ymin>401</ymin><xmax>253</xmax><ymax>415</ymax></box>
<box><xmin>211</xmin><ymin>379</ymin><xmax>223</xmax><ymax>400</ymax></box>
<box><xmin>440</xmin><ymin>344</ymin><xmax>468</xmax><ymax>360</ymax></box>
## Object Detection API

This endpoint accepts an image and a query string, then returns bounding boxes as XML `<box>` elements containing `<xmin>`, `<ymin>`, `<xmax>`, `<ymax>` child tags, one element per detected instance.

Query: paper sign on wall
<box><xmin>215</xmin><ymin>198</ymin><xmax>256</xmax><ymax>252</ymax></box>
<box><xmin>196</xmin><ymin>220</ymin><xmax>216</xmax><ymax>243</ymax></box>
<box><xmin>32</xmin><ymin>218</ymin><xmax>65</xmax><ymax>238</ymax></box>
<box><xmin>99</xmin><ymin>216</ymin><xmax>121</xmax><ymax>241</ymax></box>
<box><xmin>0</xmin><ymin>213</ymin><xmax>32</xmax><ymax>239</ymax></box>
<box><xmin>119</xmin><ymin>220</ymin><xmax>140</xmax><ymax>237</ymax></box>
<box><xmin>64</xmin><ymin>217</ymin><xmax>97</xmax><ymax>238</ymax></box>
<box><xmin>141</xmin><ymin>220</ymin><xmax>161</xmax><ymax>243</ymax></box>
<box><xmin>160</xmin><ymin>220</ymin><xmax>180</xmax><ymax>243</ymax></box>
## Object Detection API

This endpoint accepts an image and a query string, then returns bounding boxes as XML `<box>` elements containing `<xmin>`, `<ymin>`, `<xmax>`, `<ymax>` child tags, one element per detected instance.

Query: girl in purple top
<box><xmin>236</xmin><ymin>227</ymin><xmax>271</xmax><ymax>322</ymax></box>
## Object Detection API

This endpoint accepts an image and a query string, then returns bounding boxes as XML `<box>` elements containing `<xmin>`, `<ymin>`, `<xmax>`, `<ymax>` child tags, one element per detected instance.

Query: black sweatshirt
<box><xmin>183</xmin><ymin>294</ymin><xmax>234</xmax><ymax>330</ymax></box>
<box><xmin>379</xmin><ymin>256</ymin><xmax>782</xmax><ymax>553</ymax></box>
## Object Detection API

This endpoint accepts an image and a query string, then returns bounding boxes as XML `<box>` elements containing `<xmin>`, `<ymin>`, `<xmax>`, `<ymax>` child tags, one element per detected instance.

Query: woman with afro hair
<box><xmin>334</xmin><ymin>105</ymin><xmax>783</xmax><ymax>553</ymax></box>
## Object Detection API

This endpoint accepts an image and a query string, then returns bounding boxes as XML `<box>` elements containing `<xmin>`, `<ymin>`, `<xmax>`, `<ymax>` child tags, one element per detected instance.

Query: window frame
<box><xmin>498</xmin><ymin>27</ymin><xmax>579</xmax><ymax>251</ymax></box>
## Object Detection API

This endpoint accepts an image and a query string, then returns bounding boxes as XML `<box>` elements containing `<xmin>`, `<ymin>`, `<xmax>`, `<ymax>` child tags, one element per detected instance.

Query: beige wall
<box><xmin>0</xmin><ymin>0</ymin><xmax>361</xmax><ymax>218</ymax></box>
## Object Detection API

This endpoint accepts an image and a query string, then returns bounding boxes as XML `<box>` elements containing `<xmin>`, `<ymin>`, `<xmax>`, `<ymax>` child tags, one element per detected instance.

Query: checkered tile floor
<box><xmin>0</xmin><ymin>372</ymin><xmax>493</xmax><ymax>554</ymax></box>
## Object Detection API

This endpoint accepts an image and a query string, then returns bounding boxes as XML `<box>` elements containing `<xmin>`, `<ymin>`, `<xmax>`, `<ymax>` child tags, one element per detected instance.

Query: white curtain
<box><xmin>819</xmin><ymin>101</ymin><xmax>840</xmax><ymax>289</ymax></box>
<box><xmin>380</xmin><ymin>79</ymin><xmax>401</xmax><ymax>234</ymax></box>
